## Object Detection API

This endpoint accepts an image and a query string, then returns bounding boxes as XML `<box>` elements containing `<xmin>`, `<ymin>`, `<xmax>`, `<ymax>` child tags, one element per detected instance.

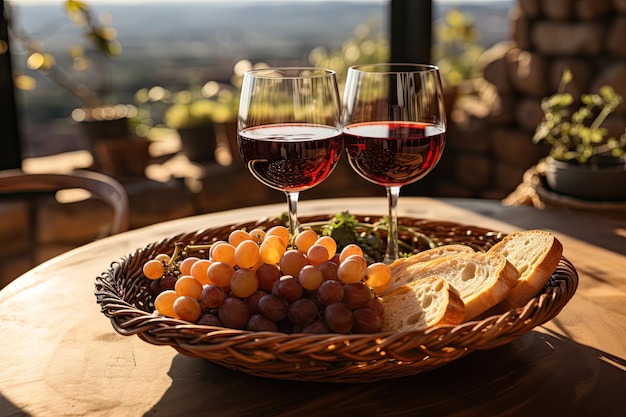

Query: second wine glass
<box><xmin>237</xmin><ymin>67</ymin><xmax>343</xmax><ymax>239</ymax></box>
<box><xmin>342</xmin><ymin>63</ymin><xmax>447</xmax><ymax>263</ymax></box>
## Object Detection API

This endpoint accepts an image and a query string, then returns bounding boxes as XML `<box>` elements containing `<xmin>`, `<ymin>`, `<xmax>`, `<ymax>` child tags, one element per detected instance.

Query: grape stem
<box><xmin>300</xmin><ymin>218</ymin><xmax>437</xmax><ymax>252</ymax></box>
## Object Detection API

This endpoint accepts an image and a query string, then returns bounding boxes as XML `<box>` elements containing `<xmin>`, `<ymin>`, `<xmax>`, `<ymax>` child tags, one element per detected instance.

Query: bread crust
<box><xmin>389</xmin><ymin>244</ymin><xmax>475</xmax><ymax>270</ymax></box>
<box><xmin>489</xmin><ymin>230</ymin><xmax>563</xmax><ymax>310</ymax></box>
<box><xmin>388</xmin><ymin>252</ymin><xmax>519</xmax><ymax>321</ymax></box>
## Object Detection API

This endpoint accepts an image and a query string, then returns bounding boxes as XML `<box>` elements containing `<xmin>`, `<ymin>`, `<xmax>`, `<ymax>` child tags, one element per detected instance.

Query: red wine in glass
<box><xmin>238</xmin><ymin>123</ymin><xmax>343</xmax><ymax>192</ymax></box>
<box><xmin>344</xmin><ymin>121</ymin><xmax>445</xmax><ymax>187</ymax></box>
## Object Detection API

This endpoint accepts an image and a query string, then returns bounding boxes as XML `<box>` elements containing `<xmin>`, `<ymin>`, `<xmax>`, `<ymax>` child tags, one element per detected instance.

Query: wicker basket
<box><xmin>95</xmin><ymin>214</ymin><xmax>578</xmax><ymax>383</ymax></box>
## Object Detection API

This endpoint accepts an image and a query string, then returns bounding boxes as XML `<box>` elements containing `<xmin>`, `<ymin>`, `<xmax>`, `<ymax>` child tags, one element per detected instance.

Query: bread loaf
<box><xmin>387</xmin><ymin>252</ymin><xmax>519</xmax><ymax>321</ymax></box>
<box><xmin>389</xmin><ymin>244</ymin><xmax>475</xmax><ymax>270</ymax></box>
<box><xmin>380</xmin><ymin>276</ymin><xmax>465</xmax><ymax>332</ymax></box>
<box><xmin>488</xmin><ymin>229</ymin><xmax>563</xmax><ymax>310</ymax></box>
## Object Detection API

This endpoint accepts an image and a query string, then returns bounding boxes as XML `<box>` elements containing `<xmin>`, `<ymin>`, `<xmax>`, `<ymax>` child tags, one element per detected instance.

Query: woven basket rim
<box><xmin>95</xmin><ymin>214</ymin><xmax>578</xmax><ymax>382</ymax></box>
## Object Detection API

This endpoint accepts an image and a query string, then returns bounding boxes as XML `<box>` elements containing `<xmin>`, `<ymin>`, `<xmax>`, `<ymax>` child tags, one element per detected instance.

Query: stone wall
<box><xmin>408</xmin><ymin>0</ymin><xmax>626</xmax><ymax>200</ymax></box>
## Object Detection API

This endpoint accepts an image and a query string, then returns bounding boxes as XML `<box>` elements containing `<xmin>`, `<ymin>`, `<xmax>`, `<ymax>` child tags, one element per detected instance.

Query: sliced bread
<box><xmin>389</xmin><ymin>244</ymin><xmax>475</xmax><ymax>270</ymax></box>
<box><xmin>488</xmin><ymin>230</ymin><xmax>563</xmax><ymax>310</ymax></box>
<box><xmin>380</xmin><ymin>276</ymin><xmax>465</xmax><ymax>332</ymax></box>
<box><xmin>387</xmin><ymin>252</ymin><xmax>519</xmax><ymax>321</ymax></box>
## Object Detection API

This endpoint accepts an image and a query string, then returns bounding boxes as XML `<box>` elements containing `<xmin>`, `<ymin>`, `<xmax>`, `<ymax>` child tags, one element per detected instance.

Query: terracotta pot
<box><xmin>93</xmin><ymin>137</ymin><xmax>151</xmax><ymax>178</ymax></box>
<box><xmin>74</xmin><ymin>106</ymin><xmax>146</xmax><ymax>176</ymax></box>
<box><xmin>544</xmin><ymin>157</ymin><xmax>626</xmax><ymax>201</ymax></box>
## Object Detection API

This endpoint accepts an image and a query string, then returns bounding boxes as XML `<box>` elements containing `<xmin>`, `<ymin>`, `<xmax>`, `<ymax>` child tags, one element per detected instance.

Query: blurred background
<box><xmin>4</xmin><ymin>0</ymin><xmax>624</xmax><ymax>286</ymax></box>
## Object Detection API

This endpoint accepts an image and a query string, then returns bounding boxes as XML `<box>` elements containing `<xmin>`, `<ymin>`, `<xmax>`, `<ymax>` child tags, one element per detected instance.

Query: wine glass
<box><xmin>342</xmin><ymin>63</ymin><xmax>447</xmax><ymax>263</ymax></box>
<box><xmin>237</xmin><ymin>67</ymin><xmax>343</xmax><ymax>239</ymax></box>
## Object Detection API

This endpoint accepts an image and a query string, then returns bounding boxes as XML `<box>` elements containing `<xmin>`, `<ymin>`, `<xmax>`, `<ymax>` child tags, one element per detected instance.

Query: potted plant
<box><xmin>532</xmin><ymin>69</ymin><xmax>626</xmax><ymax>201</ymax></box>
<box><xmin>8</xmin><ymin>0</ymin><xmax>149</xmax><ymax>177</ymax></box>
<box><xmin>133</xmin><ymin>80</ymin><xmax>239</xmax><ymax>165</ymax></box>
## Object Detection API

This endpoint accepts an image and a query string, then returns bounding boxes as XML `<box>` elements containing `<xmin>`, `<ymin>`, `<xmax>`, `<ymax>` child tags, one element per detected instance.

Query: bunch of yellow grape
<box><xmin>142</xmin><ymin>225</ymin><xmax>391</xmax><ymax>334</ymax></box>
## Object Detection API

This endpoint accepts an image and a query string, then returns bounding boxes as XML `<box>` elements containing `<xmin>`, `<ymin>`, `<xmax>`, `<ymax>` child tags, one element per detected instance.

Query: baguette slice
<box><xmin>380</xmin><ymin>276</ymin><xmax>465</xmax><ymax>332</ymax></box>
<box><xmin>389</xmin><ymin>244</ymin><xmax>475</xmax><ymax>271</ymax></box>
<box><xmin>387</xmin><ymin>252</ymin><xmax>519</xmax><ymax>321</ymax></box>
<box><xmin>488</xmin><ymin>230</ymin><xmax>563</xmax><ymax>310</ymax></box>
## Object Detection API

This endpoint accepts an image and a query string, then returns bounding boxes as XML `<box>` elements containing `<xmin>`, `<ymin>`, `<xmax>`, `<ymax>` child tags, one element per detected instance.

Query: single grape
<box><xmin>306</xmin><ymin>244</ymin><xmax>330</xmax><ymax>267</ymax></box>
<box><xmin>217</xmin><ymin>297</ymin><xmax>249</xmax><ymax>329</ymax></box>
<box><xmin>344</xmin><ymin>254</ymin><xmax>367</xmax><ymax>269</ymax></box>
<box><xmin>244</xmin><ymin>290</ymin><xmax>266</xmax><ymax>316</ymax></box>
<box><xmin>143</xmin><ymin>259</ymin><xmax>165</xmax><ymax>280</ymax></box>
<box><xmin>190</xmin><ymin>259</ymin><xmax>213</xmax><ymax>285</ymax></box>
<box><xmin>179</xmin><ymin>256</ymin><xmax>200</xmax><ymax>276</ymax></box>
<box><xmin>265</xmin><ymin>225</ymin><xmax>291</xmax><ymax>247</ymax></box>
<box><xmin>173</xmin><ymin>296</ymin><xmax>202</xmax><ymax>322</ymax></box>
<box><xmin>279</xmin><ymin>249</ymin><xmax>309</xmax><ymax>277</ymax></box>
<box><xmin>211</xmin><ymin>242</ymin><xmax>236</xmax><ymax>267</ymax></box>
<box><xmin>317</xmin><ymin>261</ymin><xmax>339</xmax><ymax>281</ymax></box>
<box><xmin>197</xmin><ymin>313</ymin><xmax>222</xmax><ymax>326</ymax></box>
<box><xmin>154</xmin><ymin>289</ymin><xmax>177</xmax><ymax>318</ymax></box>
<box><xmin>298</xmin><ymin>265</ymin><xmax>324</xmax><ymax>291</ymax></box>
<box><xmin>257</xmin><ymin>293</ymin><xmax>289</xmax><ymax>322</ymax></box>
<box><xmin>339</xmin><ymin>244</ymin><xmax>364</xmax><ymax>263</ymax></box>
<box><xmin>200</xmin><ymin>284</ymin><xmax>226</xmax><ymax>309</ymax></box>
<box><xmin>174</xmin><ymin>275</ymin><xmax>203</xmax><ymax>300</ymax></box>
<box><xmin>287</xmin><ymin>298</ymin><xmax>318</xmax><ymax>327</ymax></box>
<box><xmin>294</xmin><ymin>228</ymin><xmax>318</xmax><ymax>253</ymax></box>
<box><xmin>317</xmin><ymin>279</ymin><xmax>344</xmax><ymax>305</ymax></box>
<box><xmin>337</xmin><ymin>257</ymin><xmax>366</xmax><ymax>284</ymax></box>
<box><xmin>230</xmin><ymin>268</ymin><xmax>259</xmax><ymax>299</ymax></box>
<box><xmin>315</xmin><ymin>236</ymin><xmax>337</xmax><ymax>259</ymax></box>
<box><xmin>228</xmin><ymin>229</ymin><xmax>253</xmax><ymax>247</ymax></box>
<box><xmin>272</xmin><ymin>275</ymin><xmax>303</xmax><ymax>303</ymax></box>
<box><xmin>352</xmin><ymin>307</ymin><xmax>382</xmax><ymax>333</ymax></box>
<box><xmin>159</xmin><ymin>274</ymin><xmax>177</xmax><ymax>291</ymax></box>
<box><xmin>365</xmin><ymin>298</ymin><xmax>385</xmax><ymax>319</ymax></box>
<box><xmin>342</xmin><ymin>282</ymin><xmax>372</xmax><ymax>309</ymax></box>
<box><xmin>247</xmin><ymin>314</ymin><xmax>279</xmax><ymax>332</ymax></box>
<box><xmin>248</xmin><ymin>228</ymin><xmax>266</xmax><ymax>244</ymax></box>
<box><xmin>324</xmin><ymin>302</ymin><xmax>353</xmax><ymax>334</ymax></box>
<box><xmin>207</xmin><ymin>261</ymin><xmax>235</xmax><ymax>288</ymax></box>
<box><xmin>259</xmin><ymin>235</ymin><xmax>286</xmax><ymax>265</ymax></box>
<box><xmin>302</xmin><ymin>320</ymin><xmax>331</xmax><ymax>334</ymax></box>
<box><xmin>234</xmin><ymin>239</ymin><xmax>261</xmax><ymax>269</ymax></box>
<box><xmin>154</xmin><ymin>253</ymin><xmax>171</xmax><ymax>263</ymax></box>
<box><xmin>209</xmin><ymin>241</ymin><xmax>227</xmax><ymax>258</ymax></box>
<box><xmin>364</xmin><ymin>262</ymin><xmax>391</xmax><ymax>289</ymax></box>
<box><xmin>149</xmin><ymin>279</ymin><xmax>161</xmax><ymax>296</ymax></box>
<box><xmin>256</xmin><ymin>263</ymin><xmax>282</xmax><ymax>292</ymax></box>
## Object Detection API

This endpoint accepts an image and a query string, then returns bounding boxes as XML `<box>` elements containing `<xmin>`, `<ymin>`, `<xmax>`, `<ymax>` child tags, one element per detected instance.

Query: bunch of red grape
<box><xmin>142</xmin><ymin>225</ymin><xmax>391</xmax><ymax>334</ymax></box>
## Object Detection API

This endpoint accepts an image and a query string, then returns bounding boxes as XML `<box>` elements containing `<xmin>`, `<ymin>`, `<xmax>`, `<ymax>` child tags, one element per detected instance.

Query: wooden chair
<box><xmin>0</xmin><ymin>169</ymin><xmax>130</xmax><ymax>233</ymax></box>
<box><xmin>0</xmin><ymin>169</ymin><xmax>130</xmax><ymax>288</ymax></box>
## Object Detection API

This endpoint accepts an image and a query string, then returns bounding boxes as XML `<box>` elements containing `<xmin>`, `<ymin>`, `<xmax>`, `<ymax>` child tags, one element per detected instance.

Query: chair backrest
<box><xmin>0</xmin><ymin>169</ymin><xmax>130</xmax><ymax>234</ymax></box>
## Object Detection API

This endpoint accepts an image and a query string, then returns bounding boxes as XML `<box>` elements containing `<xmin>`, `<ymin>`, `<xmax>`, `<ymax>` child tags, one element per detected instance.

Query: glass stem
<box><xmin>285</xmin><ymin>191</ymin><xmax>300</xmax><ymax>241</ymax></box>
<box><xmin>385</xmin><ymin>186</ymin><xmax>401</xmax><ymax>264</ymax></box>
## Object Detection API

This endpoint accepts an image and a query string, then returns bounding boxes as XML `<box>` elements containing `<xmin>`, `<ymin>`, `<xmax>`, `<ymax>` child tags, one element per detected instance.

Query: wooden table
<box><xmin>1</xmin><ymin>197</ymin><xmax>624</xmax><ymax>417</ymax></box>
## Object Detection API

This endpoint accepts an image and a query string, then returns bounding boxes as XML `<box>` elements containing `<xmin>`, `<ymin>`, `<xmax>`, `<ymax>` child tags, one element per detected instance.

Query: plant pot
<box><xmin>74</xmin><ymin>106</ymin><xmax>140</xmax><ymax>173</ymax></box>
<box><xmin>177</xmin><ymin>125</ymin><xmax>218</xmax><ymax>164</ymax></box>
<box><xmin>544</xmin><ymin>157</ymin><xmax>626</xmax><ymax>201</ymax></box>
<box><xmin>93</xmin><ymin>137</ymin><xmax>151</xmax><ymax>178</ymax></box>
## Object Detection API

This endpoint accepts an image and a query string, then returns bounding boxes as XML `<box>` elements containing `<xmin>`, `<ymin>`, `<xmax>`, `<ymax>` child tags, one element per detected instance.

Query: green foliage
<box><xmin>307</xmin><ymin>20</ymin><xmax>389</xmax><ymax>91</ymax></box>
<box><xmin>533</xmin><ymin>69</ymin><xmax>626</xmax><ymax>166</ymax></box>
<box><xmin>433</xmin><ymin>8</ymin><xmax>484</xmax><ymax>88</ymax></box>
<box><xmin>131</xmin><ymin>76</ymin><xmax>240</xmax><ymax>138</ymax></box>
<box><xmin>9</xmin><ymin>0</ymin><xmax>121</xmax><ymax>108</ymax></box>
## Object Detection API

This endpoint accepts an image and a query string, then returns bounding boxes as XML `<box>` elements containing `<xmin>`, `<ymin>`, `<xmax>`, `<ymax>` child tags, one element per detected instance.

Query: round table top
<box><xmin>1</xmin><ymin>197</ymin><xmax>624</xmax><ymax>417</ymax></box>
